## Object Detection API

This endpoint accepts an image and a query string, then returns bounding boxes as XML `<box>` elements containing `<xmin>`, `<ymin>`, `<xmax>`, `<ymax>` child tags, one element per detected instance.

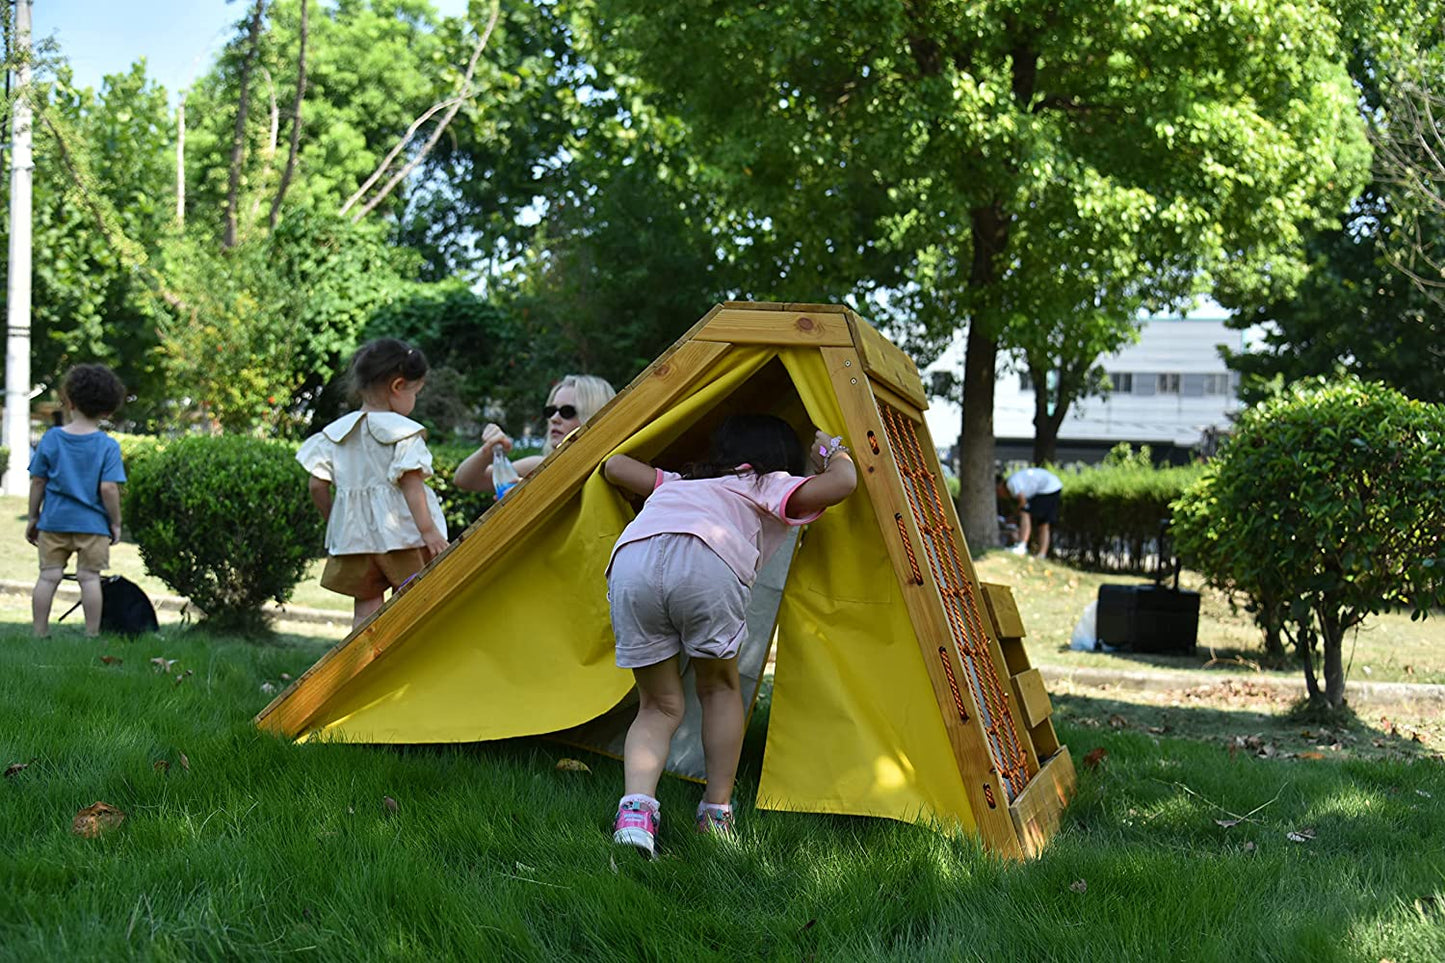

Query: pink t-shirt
<box><xmin>608</xmin><ymin>468</ymin><xmax>823</xmax><ymax>586</ymax></box>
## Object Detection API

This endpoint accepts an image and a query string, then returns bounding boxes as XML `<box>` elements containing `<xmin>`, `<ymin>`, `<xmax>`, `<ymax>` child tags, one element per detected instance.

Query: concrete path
<box><xmin>0</xmin><ymin>578</ymin><xmax>343</xmax><ymax>626</ymax></box>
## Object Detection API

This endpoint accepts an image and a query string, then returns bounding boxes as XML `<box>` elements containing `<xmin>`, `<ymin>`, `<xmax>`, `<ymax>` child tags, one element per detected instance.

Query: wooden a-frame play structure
<box><xmin>256</xmin><ymin>302</ymin><xmax>1075</xmax><ymax>858</ymax></box>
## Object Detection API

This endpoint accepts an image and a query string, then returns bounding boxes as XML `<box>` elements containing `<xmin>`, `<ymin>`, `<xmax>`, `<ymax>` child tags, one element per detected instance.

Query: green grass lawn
<box><xmin>2</xmin><ymin>619</ymin><xmax>1443</xmax><ymax>961</ymax></box>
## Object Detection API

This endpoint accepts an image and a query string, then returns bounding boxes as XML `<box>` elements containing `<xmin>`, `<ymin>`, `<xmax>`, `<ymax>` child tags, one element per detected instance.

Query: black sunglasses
<box><xmin>543</xmin><ymin>404</ymin><xmax>578</xmax><ymax>420</ymax></box>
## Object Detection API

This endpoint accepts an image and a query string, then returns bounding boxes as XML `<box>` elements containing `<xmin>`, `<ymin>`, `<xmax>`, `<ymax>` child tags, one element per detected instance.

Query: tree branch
<box><xmin>269</xmin><ymin>0</ymin><xmax>308</xmax><ymax>229</ymax></box>
<box><xmin>339</xmin><ymin>0</ymin><xmax>501</xmax><ymax>222</ymax></box>
<box><xmin>223</xmin><ymin>0</ymin><xmax>268</xmax><ymax>248</ymax></box>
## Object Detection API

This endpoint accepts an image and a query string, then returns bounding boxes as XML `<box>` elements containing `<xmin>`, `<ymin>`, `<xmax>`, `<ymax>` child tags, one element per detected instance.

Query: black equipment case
<box><xmin>1095</xmin><ymin>583</ymin><xmax>1199</xmax><ymax>654</ymax></box>
<box><xmin>1095</xmin><ymin>522</ymin><xmax>1200</xmax><ymax>654</ymax></box>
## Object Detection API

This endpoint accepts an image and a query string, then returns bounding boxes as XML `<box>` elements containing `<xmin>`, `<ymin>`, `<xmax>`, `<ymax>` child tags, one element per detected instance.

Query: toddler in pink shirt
<box><xmin>602</xmin><ymin>414</ymin><xmax>858</xmax><ymax>857</ymax></box>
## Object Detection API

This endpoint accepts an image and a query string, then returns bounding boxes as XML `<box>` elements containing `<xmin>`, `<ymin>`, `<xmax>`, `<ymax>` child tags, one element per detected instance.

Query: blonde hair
<box><xmin>543</xmin><ymin>374</ymin><xmax>617</xmax><ymax>454</ymax></box>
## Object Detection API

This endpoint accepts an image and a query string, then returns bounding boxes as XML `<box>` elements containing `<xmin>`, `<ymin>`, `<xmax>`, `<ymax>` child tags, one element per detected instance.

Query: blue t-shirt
<box><xmin>28</xmin><ymin>428</ymin><xmax>126</xmax><ymax>536</ymax></box>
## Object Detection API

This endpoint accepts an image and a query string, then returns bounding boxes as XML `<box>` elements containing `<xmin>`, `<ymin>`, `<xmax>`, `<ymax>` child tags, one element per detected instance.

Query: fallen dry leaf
<box><xmin>1297</xmin><ymin>751</ymin><xmax>1326</xmax><ymax>761</ymax></box>
<box><xmin>150</xmin><ymin>657</ymin><xmax>177</xmax><ymax>673</ymax></box>
<box><xmin>4</xmin><ymin>762</ymin><xmax>28</xmax><ymax>778</ymax></box>
<box><xmin>1286</xmin><ymin>828</ymin><xmax>1317</xmax><ymax>843</ymax></box>
<box><xmin>100</xmin><ymin>655</ymin><xmax>122</xmax><ymax>666</ymax></box>
<box><xmin>178</xmin><ymin>752</ymin><xmax>190</xmax><ymax>772</ymax></box>
<box><xmin>1216</xmin><ymin>818</ymin><xmax>1242</xmax><ymax>829</ymax></box>
<box><xmin>73</xmin><ymin>801</ymin><xmax>126</xmax><ymax>837</ymax></box>
<box><xmin>382</xmin><ymin>795</ymin><xmax>399</xmax><ymax>814</ymax></box>
<box><xmin>280</xmin><ymin>672</ymin><xmax>293</xmax><ymax>682</ymax></box>
<box><xmin>555</xmin><ymin>758</ymin><xmax>591</xmax><ymax>773</ymax></box>
<box><xmin>1243</xmin><ymin>841</ymin><xmax>1257</xmax><ymax>853</ymax></box>
<box><xmin>1107</xmin><ymin>714</ymin><xmax>1129</xmax><ymax>729</ymax></box>
<box><xmin>153</xmin><ymin>759</ymin><xmax>169</xmax><ymax>773</ymax></box>
<box><xmin>260</xmin><ymin>682</ymin><xmax>276</xmax><ymax>694</ymax></box>
<box><xmin>1082</xmin><ymin>747</ymin><xmax>1108</xmax><ymax>770</ymax></box>
<box><xmin>1069</xmin><ymin>879</ymin><xmax>1088</xmax><ymax>894</ymax></box>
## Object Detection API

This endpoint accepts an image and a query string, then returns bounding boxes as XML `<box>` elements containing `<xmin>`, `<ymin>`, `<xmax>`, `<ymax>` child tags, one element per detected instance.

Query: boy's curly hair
<box><xmin>62</xmin><ymin>364</ymin><xmax>125</xmax><ymax>419</ymax></box>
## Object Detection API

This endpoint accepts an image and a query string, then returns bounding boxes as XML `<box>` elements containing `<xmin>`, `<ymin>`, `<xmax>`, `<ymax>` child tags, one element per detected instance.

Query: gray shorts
<box><xmin>608</xmin><ymin>533</ymin><xmax>749</xmax><ymax>669</ymax></box>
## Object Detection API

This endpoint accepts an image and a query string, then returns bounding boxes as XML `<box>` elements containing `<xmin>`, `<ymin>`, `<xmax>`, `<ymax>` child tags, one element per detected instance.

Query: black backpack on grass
<box><xmin>60</xmin><ymin>574</ymin><xmax>160</xmax><ymax>636</ymax></box>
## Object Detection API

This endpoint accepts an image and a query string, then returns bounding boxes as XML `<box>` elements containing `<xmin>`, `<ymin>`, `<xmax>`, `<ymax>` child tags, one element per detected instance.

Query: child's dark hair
<box><xmin>686</xmin><ymin>414</ymin><xmax>805</xmax><ymax>479</ymax></box>
<box><xmin>347</xmin><ymin>338</ymin><xmax>429</xmax><ymax>396</ymax></box>
<box><xmin>62</xmin><ymin>364</ymin><xmax>125</xmax><ymax>419</ymax></box>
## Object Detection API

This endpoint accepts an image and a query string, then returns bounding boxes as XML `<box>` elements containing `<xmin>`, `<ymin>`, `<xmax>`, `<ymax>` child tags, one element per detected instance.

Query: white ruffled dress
<box><xmin>296</xmin><ymin>411</ymin><xmax>448</xmax><ymax>557</ymax></box>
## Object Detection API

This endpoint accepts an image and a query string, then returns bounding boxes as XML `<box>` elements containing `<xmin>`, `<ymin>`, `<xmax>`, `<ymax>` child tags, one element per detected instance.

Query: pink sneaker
<box><xmin>695</xmin><ymin>804</ymin><xmax>735</xmax><ymax>836</ymax></box>
<box><xmin>613</xmin><ymin>800</ymin><xmax>659</xmax><ymax>857</ymax></box>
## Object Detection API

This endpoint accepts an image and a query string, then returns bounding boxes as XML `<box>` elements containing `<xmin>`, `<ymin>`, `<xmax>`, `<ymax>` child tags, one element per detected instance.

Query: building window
<box><xmin>1019</xmin><ymin>372</ymin><xmax>1034</xmax><ymax>392</ymax></box>
<box><xmin>1202</xmin><ymin>373</ymin><xmax>1230</xmax><ymax>395</ymax></box>
<box><xmin>1110</xmin><ymin>372</ymin><xmax>1133</xmax><ymax>393</ymax></box>
<box><xmin>1157</xmin><ymin>373</ymin><xmax>1181</xmax><ymax>394</ymax></box>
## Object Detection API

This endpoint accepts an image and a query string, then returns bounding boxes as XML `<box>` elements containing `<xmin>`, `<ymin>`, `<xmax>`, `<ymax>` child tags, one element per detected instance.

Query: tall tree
<box><xmin>587</xmin><ymin>0</ymin><xmax>1370</xmax><ymax>550</ymax></box>
<box><xmin>0</xmin><ymin>65</ymin><xmax>175</xmax><ymax>424</ymax></box>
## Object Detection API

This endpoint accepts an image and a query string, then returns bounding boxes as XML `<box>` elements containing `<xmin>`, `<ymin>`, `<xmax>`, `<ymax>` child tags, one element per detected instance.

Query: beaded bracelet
<box><xmin>818</xmin><ymin>435</ymin><xmax>850</xmax><ymax>469</ymax></box>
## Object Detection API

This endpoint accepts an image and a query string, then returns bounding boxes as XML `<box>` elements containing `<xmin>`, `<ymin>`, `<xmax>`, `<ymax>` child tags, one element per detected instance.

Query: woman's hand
<box><xmin>481</xmin><ymin>423</ymin><xmax>513</xmax><ymax>455</ymax></box>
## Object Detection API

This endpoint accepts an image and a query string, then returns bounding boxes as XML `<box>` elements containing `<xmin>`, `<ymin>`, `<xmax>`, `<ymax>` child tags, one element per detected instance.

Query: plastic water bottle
<box><xmin>492</xmin><ymin>447</ymin><xmax>520</xmax><ymax>500</ymax></box>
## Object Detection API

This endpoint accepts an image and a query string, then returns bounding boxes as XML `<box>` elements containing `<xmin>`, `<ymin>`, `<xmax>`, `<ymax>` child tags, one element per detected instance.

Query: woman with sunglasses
<box><xmin>454</xmin><ymin>374</ymin><xmax>617</xmax><ymax>495</ymax></box>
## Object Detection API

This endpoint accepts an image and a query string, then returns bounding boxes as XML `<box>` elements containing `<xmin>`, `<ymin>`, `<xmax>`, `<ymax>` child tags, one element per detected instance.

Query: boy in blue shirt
<box><xmin>26</xmin><ymin>364</ymin><xmax>127</xmax><ymax>637</ymax></box>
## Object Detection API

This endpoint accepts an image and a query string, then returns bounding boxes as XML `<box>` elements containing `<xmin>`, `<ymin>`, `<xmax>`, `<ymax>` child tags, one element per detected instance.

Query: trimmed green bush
<box><xmin>1049</xmin><ymin>448</ymin><xmax>1204</xmax><ymax>573</ymax></box>
<box><xmin>1172</xmin><ymin>377</ymin><xmax>1445</xmax><ymax>710</ymax></box>
<box><xmin>127</xmin><ymin>435</ymin><xmax>324</xmax><ymax>632</ymax></box>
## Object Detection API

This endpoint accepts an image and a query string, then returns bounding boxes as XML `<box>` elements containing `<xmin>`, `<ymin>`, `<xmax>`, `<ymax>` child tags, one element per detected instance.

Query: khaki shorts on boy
<box><xmin>37</xmin><ymin>530</ymin><xmax>110</xmax><ymax>572</ymax></box>
<box><xmin>321</xmin><ymin>548</ymin><xmax>429</xmax><ymax>599</ymax></box>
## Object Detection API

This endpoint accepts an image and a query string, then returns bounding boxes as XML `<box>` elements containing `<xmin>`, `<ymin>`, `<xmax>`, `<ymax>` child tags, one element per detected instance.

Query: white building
<box><xmin>923</xmin><ymin>312</ymin><xmax>1248</xmax><ymax>465</ymax></box>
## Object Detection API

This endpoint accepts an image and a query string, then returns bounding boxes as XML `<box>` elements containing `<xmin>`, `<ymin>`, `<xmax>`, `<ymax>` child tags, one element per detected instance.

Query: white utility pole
<box><xmin>2</xmin><ymin>0</ymin><xmax>34</xmax><ymax>496</ymax></box>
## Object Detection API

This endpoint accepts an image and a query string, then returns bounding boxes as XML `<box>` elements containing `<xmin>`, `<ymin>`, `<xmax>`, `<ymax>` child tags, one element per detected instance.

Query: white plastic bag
<box><xmin>1070</xmin><ymin>600</ymin><xmax>1098</xmax><ymax>652</ymax></box>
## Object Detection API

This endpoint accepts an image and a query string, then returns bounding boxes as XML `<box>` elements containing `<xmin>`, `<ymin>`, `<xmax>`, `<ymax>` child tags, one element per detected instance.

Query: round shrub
<box><xmin>128</xmin><ymin>434</ymin><xmax>324</xmax><ymax>632</ymax></box>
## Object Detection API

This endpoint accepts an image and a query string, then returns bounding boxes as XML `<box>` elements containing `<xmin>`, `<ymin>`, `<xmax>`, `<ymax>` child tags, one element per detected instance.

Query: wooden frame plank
<box><xmin>699</xmin><ymin>308</ymin><xmax>854</xmax><ymax>347</ymax></box>
<box><xmin>844</xmin><ymin>310</ymin><xmax>928</xmax><ymax>409</ymax></box>
<box><xmin>821</xmin><ymin>345</ymin><xmax>1023</xmax><ymax>858</ymax></box>
<box><xmin>980</xmin><ymin>583</ymin><xmax>1027</xmax><ymax>640</ymax></box>
<box><xmin>255</xmin><ymin>338</ymin><xmax>735</xmax><ymax>737</ymax></box>
<box><xmin>1008</xmin><ymin>747</ymin><xmax>1077</xmax><ymax>858</ymax></box>
<box><xmin>1011</xmin><ymin>668</ymin><xmax>1052</xmax><ymax>729</ymax></box>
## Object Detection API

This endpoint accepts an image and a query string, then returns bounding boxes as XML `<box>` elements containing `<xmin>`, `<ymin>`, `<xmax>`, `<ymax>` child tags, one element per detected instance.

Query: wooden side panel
<box><xmin>844</xmin><ymin>311</ymin><xmax>928</xmax><ymax>409</ymax></box>
<box><xmin>1008</xmin><ymin>747</ymin><xmax>1077</xmax><ymax>859</ymax></box>
<box><xmin>699</xmin><ymin>308</ymin><xmax>853</xmax><ymax>347</ymax></box>
<box><xmin>255</xmin><ymin>339</ymin><xmax>734</xmax><ymax>736</ymax></box>
<box><xmin>821</xmin><ymin>346</ymin><xmax>1023</xmax><ymax>859</ymax></box>
<box><xmin>1012</xmin><ymin>668</ymin><xmax>1053</xmax><ymax>729</ymax></box>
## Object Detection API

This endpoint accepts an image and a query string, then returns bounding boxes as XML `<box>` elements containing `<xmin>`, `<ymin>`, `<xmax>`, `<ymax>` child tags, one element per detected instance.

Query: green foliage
<box><xmin>1050</xmin><ymin>454</ymin><xmax>1205</xmax><ymax>574</ymax></box>
<box><xmin>1172</xmin><ymin>377</ymin><xmax>1445</xmax><ymax>706</ymax></box>
<box><xmin>0</xmin><ymin>65</ymin><xmax>175</xmax><ymax>424</ymax></box>
<box><xmin>157</xmin><ymin>210</ymin><xmax>408</xmax><ymax>433</ymax></box>
<box><xmin>126</xmin><ymin>435</ymin><xmax>324</xmax><ymax>631</ymax></box>
<box><xmin>1224</xmin><ymin>189</ymin><xmax>1445</xmax><ymax>406</ymax></box>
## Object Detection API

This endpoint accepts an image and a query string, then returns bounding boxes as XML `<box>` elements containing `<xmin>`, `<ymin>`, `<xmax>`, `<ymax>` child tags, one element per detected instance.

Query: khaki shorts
<box><xmin>607</xmin><ymin>533</ymin><xmax>749</xmax><ymax>669</ymax></box>
<box><xmin>37</xmin><ymin>530</ymin><xmax>110</xmax><ymax>572</ymax></box>
<box><xmin>321</xmin><ymin>549</ymin><xmax>428</xmax><ymax>600</ymax></box>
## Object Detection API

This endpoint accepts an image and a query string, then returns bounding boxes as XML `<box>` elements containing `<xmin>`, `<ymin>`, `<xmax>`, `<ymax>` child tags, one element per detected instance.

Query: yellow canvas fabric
<box><xmin>297</xmin><ymin>344</ymin><xmax>974</xmax><ymax>830</ymax></box>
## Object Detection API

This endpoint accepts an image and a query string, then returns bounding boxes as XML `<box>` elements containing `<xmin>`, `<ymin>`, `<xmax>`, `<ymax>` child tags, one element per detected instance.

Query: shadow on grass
<box><xmin>1052</xmin><ymin>688</ymin><xmax>1442</xmax><ymax>763</ymax></box>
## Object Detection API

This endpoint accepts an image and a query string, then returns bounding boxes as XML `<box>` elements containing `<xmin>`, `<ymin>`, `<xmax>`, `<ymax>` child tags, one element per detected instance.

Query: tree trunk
<box><xmin>958</xmin><ymin>321</ymin><xmax>999</xmax><ymax>552</ymax></box>
<box><xmin>1319</xmin><ymin>606</ymin><xmax>1347</xmax><ymax>710</ymax></box>
<box><xmin>1259</xmin><ymin>595</ymin><xmax>1286</xmax><ymax>662</ymax></box>
<box><xmin>1030</xmin><ymin>373</ymin><xmax>1072</xmax><ymax>465</ymax></box>
<box><xmin>223</xmin><ymin>0</ymin><xmax>268</xmax><ymax>249</ymax></box>
<box><xmin>269</xmin><ymin>0</ymin><xmax>308</xmax><ymax>229</ymax></box>
<box><xmin>1294</xmin><ymin>621</ymin><xmax>1322</xmax><ymax>705</ymax></box>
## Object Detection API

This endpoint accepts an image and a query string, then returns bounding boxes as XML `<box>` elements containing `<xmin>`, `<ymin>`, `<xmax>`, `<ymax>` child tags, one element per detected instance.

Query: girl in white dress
<box><xmin>297</xmin><ymin>339</ymin><xmax>449</xmax><ymax>628</ymax></box>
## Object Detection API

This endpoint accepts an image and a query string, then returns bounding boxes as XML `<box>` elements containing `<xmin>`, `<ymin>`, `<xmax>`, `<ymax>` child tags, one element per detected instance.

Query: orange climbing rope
<box><xmin>878</xmin><ymin>403</ymin><xmax>1030</xmax><ymax>800</ymax></box>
